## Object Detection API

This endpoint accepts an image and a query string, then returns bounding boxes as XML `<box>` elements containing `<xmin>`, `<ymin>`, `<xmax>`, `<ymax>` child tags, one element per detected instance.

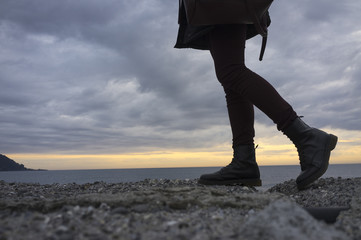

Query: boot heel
<box><xmin>328</xmin><ymin>134</ymin><xmax>338</xmax><ymax>150</ymax></box>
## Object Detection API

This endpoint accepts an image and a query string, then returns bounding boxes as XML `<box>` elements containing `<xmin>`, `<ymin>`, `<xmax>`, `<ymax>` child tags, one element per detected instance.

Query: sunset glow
<box><xmin>7</xmin><ymin>128</ymin><xmax>361</xmax><ymax>170</ymax></box>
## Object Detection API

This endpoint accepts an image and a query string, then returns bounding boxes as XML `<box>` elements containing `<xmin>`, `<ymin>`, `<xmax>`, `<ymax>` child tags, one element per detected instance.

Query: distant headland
<box><xmin>0</xmin><ymin>154</ymin><xmax>46</xmax><ymax>171</ymax></box>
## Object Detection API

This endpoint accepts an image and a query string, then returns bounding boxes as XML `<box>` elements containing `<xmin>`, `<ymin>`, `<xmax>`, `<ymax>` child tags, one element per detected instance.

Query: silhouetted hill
<box><xmin>0</xmin><ymin>154</ymin><xmax>32</xmax><ymax>171</ymax></box>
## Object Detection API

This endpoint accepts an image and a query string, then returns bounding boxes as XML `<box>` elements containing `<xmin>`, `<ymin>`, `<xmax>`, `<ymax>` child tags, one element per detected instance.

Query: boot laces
<box><xmin>219</xmin><ymin>158</ymin><xmax>242</xmax><ymax>173</ymax></box>
<box><xmin>219</xmin><ymin>145</ymin><xmax>258</xmax><ymax>173</ymax></box>
<box><xmin>289</xmin><ymin>140</ymin><xmax>307</xmax><ymax>169</ymax></box>
<box><xmin>284</xmin><ymin>116</ymin><xmax>309</xmax><ymax>168</ymax></box>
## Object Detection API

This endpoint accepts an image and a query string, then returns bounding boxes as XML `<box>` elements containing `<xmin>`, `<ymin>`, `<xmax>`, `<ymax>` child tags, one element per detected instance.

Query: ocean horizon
<box><xmin>1</xmin><ymin>163</ymin><xmax>360</xmax><ymax>190</ymax></box>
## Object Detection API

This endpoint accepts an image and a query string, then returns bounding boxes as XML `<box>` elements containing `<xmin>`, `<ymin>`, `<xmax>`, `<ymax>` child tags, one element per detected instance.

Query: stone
<box><xmin>241</xmin><ymin>199</ymin><xmax>351</xmax><ymax>240</ymax></box>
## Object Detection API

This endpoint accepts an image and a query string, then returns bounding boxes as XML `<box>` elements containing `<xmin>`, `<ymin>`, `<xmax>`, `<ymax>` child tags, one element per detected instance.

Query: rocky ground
<box><xmin>0</xmin><ymin>177</ymin><xmax>360</xmax><ymax>240</ymax></box>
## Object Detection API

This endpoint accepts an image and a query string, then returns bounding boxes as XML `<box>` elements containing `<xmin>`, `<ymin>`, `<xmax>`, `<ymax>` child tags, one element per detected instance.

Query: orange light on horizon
<box><xmin>5</xmin><ymin>127</ymin><xmax>361</xmax><ymax>170</ymax></box>
<box><xmin>7</xmin><ymin>146</ymin><xmax>360</xmax><ymax>170</ymax></box>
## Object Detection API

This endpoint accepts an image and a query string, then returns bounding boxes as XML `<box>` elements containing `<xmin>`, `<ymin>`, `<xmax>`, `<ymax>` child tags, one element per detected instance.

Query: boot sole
<box><xmin>297</xmin><ymin>134</ymin><xmax>338</xmax><ymax>190</ymax></box>
<box><xmin>198</xmin><ymin>178</ymin><xmax>262</xmax><ymax>187</ymax></box>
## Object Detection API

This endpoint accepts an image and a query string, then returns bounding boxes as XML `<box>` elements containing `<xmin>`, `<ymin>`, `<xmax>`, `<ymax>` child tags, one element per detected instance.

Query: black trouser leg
<box><xmin>209</xmin><ymin>24</ymin><xmax>297</xmax><ymax>146</ymax></box>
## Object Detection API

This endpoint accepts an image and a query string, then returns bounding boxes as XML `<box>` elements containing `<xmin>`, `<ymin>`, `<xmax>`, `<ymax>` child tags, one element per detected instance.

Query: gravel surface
<box><xmin>0</xmin><ymin>177</ymin><xmax>360</xmax><ymax>240</ymax></box>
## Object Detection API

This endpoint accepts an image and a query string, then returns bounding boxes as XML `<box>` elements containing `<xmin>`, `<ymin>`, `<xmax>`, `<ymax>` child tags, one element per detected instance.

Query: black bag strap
<box><xmin>245</xmin><ymin>0</ymin><xmax>269</xmax><ymax>61</ymax></box>
<box><xmin>259</xmin><ymin>36</ymin><xmax>267</xmax><ymax>61</ymax></box>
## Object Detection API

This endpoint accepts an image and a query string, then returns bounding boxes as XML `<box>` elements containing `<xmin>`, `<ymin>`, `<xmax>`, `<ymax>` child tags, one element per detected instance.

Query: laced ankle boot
<box><xmin>282</xmin><ymin>117</ymin><xmax>338</xmax><ymax>190</ymax></box>
<box><xmin>198</xmin><ymin>144</ymin><xmax>261</xmax><ymax>186</ymax></box>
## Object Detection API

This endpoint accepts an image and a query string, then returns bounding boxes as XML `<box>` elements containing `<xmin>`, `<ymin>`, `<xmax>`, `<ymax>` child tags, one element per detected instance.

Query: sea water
<box><xmin>0</xmin><ymin>164</ymin><xmax>360</xmax><ymax>190</ymax></box>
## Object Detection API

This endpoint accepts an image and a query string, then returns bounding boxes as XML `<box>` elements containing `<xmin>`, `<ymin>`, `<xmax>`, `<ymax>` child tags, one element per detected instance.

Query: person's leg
<box><xmin>225</xmin><ymin>88</ymin><xmax>255</xmax><ymax>146</ymax></box>
<box><xmin>200</xmin><ymin>24</ymin><xmax>338</xmax><ymax>189</ymax></box>
<box><xmin>198</xmin><ymin>24</ymin><xmax>262</xmax><ymax>186</ymax></box>
<box><xmin>209</xmin><ymin>24</ymin><xmax>297</xmax><ymax>130</ymax></box>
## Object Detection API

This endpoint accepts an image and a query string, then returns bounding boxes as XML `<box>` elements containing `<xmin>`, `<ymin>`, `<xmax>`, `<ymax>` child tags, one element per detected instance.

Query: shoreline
<box><xmin>1</xmin><ymin>177</ymin><xmax>360</xmax><ymax>239</ymax></box>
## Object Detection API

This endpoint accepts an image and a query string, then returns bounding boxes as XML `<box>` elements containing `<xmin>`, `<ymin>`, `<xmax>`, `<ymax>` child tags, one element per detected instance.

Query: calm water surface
<box><xmin>1</xmin><ymin>164</ymin><xmax>360</xmax><ymax>190</ymax></box>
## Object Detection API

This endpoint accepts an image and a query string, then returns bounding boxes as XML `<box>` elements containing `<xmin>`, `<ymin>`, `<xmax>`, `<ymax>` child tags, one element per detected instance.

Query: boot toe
<box><xmin>198</xmin><ymin>172</ymin><xmax>223</xmax><ymax>185</ymax></box>
<box><xmin>199</xmin><ymin>173</ymin><xmax>222</xmax><ymax>181</ymax></box>
<box><xmin>296</xmin><ymin>164</ymin><xmax>328</xmax><ymax>190</ymax></box>
<box><xmin>198</xmin><ymin>172</ymin><xmax>262</xmax><ymax>186</ymax></box>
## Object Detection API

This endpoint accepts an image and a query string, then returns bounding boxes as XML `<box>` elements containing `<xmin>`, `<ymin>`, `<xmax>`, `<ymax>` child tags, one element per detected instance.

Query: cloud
<box><xmin>1</xmin><ymin>0</ymin><xmax>360</xmax><ymax>157</ymax></box>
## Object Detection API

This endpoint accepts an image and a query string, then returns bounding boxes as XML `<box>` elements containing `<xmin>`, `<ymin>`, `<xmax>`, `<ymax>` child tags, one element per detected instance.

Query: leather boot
<box><xmin>198</xmin><ymin>144</ymin><xmax>262</xmax><ymax>186</ymax></box>
<box><xmin>282</xmin><ymin>117</ymin><xmax>338</xmax><ymax>190</ymax></box>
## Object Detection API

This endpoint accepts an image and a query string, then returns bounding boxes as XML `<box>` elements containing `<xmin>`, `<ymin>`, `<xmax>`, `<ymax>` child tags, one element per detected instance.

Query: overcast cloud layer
<box><xmin>1</xmin><ymin>0</ymin><xmax>360</xmax><ymax>155</ymax></box>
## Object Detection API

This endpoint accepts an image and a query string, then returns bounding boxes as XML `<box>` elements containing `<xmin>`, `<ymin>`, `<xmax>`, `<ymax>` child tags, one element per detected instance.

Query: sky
<box><xmin>1</xmin><ymin>0</ymin><xmax>361</xmax><ymax>170</ymax></box>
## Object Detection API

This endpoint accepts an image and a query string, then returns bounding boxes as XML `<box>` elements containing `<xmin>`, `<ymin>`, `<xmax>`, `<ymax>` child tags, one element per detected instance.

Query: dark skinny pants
<box><xmin>209</xmin><ymin>24</ymin><xmax>297</xmax><ymax>146</ymax></box>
